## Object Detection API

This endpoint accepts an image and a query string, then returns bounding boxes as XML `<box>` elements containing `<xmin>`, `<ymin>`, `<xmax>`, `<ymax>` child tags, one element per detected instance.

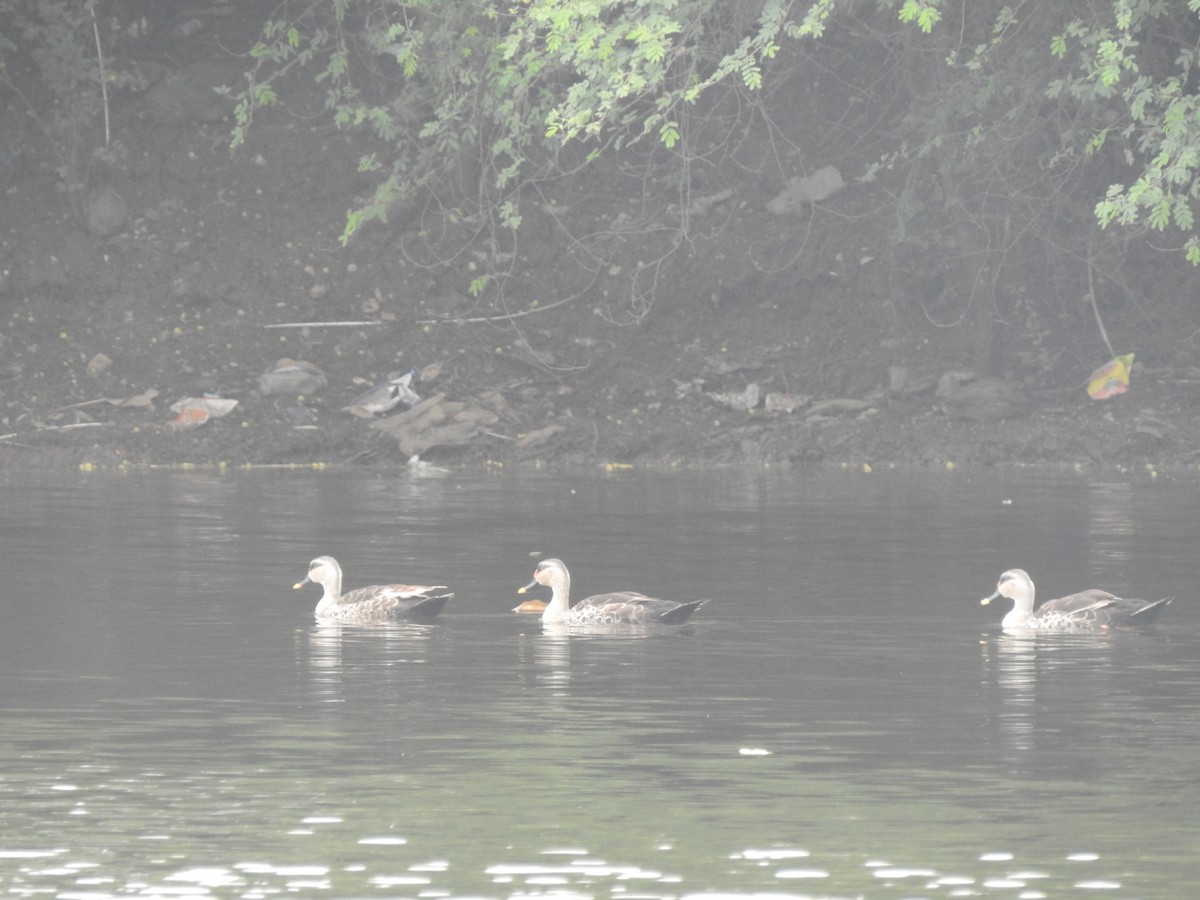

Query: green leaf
<box><xmin>899</xmin><ymin>0</ymin><xmax>942</xmax><ymax>34</ymax></box>
<box><xmin>1173</xmin><ymin>196</ymin><xmax>1194</xmax><ymax>231</ymax></box>
<box><xmin>1149</xmin><ymin>194</ymin><xmax>1172</xmax><ymax>230</ymax></box>
<box><xmin>468</xmin><ymin>275</ymin><xmax>490</xmax><ymax>297</ymax></box>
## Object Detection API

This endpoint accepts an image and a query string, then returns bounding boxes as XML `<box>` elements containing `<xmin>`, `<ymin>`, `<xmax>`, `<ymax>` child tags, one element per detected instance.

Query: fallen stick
<box><xmin>264</xmin><ymin>321</ymin><xmax>381</xmax><ymax>329</ymax></box>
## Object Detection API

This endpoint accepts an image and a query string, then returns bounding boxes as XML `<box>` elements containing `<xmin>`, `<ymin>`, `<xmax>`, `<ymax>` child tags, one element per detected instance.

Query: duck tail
<box><xmin>657</xmin><ymin>599</ymin><xmax>711</xmax><ymax>624</ymax></box>
<box><xmin>407</xmin><ymin>592</ymin><xmax>453</xmax><ymax>620</ymax></box>
<box><xmin>1129</xmin><ymin>597</ymin><xmax>1172</xmax><ymax>625</ymax></box>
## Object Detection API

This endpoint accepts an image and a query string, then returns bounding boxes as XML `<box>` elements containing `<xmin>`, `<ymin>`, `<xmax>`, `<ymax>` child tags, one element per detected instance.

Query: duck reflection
<box><xmin>513</xmin><ymin>627</ymin><xmax>573</xmax><ymax>692</ymax></box>
<box><xmin>980</xmin><ymin>631</ymin><xmax>1118</xmax><ymax>774</ymax></box>
<box><xmin>299</xmin><ymin>621</ymin><xmax>438</xmax><ymax>702</ymax></box>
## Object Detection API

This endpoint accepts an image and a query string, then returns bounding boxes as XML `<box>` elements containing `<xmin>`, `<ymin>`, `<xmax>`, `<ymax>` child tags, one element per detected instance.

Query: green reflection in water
<box><xmin>2</xmin><ymin>702</ymin><xmax>1193</xmax><ymax>899</ymax></box>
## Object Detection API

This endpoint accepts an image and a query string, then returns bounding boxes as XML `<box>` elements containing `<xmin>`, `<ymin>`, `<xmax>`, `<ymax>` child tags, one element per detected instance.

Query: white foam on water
<box><xmin>735</xmin><ymin>849</ymin><xmax>810</xmax><ymax>861</ymax></box>
<box><xmin>370</xmin><ymin>875</ymin><xmax>431</xmax><ymax>887</ymax></box>
<box><xmin>164</xmin><ymin>867</ymin><xmax>242</xmax><ymax>887</ymax></box>
<box><xmin>872</xmin><ymin>867</ymin><xmax>936</xmax><ymax>879</ymax></box>
<box><xmin>775</xmin><ymin>868</ymin><xmax>829</xmax><ymax>880</ymax></box>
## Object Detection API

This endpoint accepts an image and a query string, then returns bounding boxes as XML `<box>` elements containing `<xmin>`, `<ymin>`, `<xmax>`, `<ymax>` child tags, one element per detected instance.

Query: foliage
<box><xmin>221</xmin><ymin>0</ymin><xmax>1200</xmax><ymax>335</ymax></box>
<box><xmin>227</xmin><ymin>0</ymin><xmax>836</xmax><ymax>255</ymax></box>
<box><xmin>0</xmin><ymin>0</ymin><xmax>138</xmax><ymax>196</ymax></box>
<box><xmin>891</xmin><ymin>0</ymin><xmax>1200</xmax><ymax>265</ymax></box>
<box><xmin>1049</xmin><ymin>0</ymin><xmax>1200</xmax><ymax>263</ymax></box>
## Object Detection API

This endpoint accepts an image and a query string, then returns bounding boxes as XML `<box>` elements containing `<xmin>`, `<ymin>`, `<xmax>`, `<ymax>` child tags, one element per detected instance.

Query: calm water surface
<box><xmin>0</xmin><ymin>468</ymin><xmax>1197</xmax><ymax>899</ymax></box>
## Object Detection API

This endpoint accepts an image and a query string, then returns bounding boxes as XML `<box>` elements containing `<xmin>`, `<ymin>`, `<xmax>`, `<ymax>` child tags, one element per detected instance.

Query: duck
<box><xmin>981</xmin><ymin>568</ymin><xmax>1171</xmax><ymax>632</ymax></box>
<box><xmin>518</xmin><ymin>558</ymin><xmax>709</xmax><ymax>626</ymax></box>
<box><xmin>293</xmin><ymin>555</ymin><xmax>452</xmax><ymax>623</ymax></box>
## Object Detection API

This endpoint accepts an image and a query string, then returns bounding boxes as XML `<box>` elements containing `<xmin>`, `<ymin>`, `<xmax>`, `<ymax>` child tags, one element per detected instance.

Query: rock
<box><xmin>766</xmin><ymin>165</ymin><xmax>846</xmax><ymax>214</ymax></box>
<box><xmin>258</xmin><ymin>359</ymin><xmax>328</xmax><ymax>396</ymax></box>
<box><xmin>142</xmin><ymin>63</ymin><xmax>228</xmax><ymax>125</ymax></box>
<box><xmin>370</xmin><ymin>392</ymin><xmax>501</xmax><ymax>456</ymax></box>
<box><xmin>517</xmin><ymin>423</ymin><xmax>566</xmax><ymax>448</ymax></box>
<box><xmin>936</xmin><ymin>370</ymin><xmax>1025</xmax><ymax>421</ymax></box>
<box><xmin>687</xmin><ymin>188</ymin><xmax>734</xmax><ymax>216</ymax></box>
<box><xmin>889</xmin><ymin>364</ymin><xmax>941</xmax><ymax>396</ymax></box>
<box><xmin>806</xmin><ymin>398</ymin><xmax>873</xmax><ymax>417</ymax></box>
<box><xmin>86</xmin><ymin>353</ymin><xmax>113</xmax><ymax>377</ymax></box>
<box><xmin>764</xmin><ymin>392</ymin><xmax>810</xmax><ymax>414</ymax></box>
<box><xmin>709</xmin><ymin>383</ymin><xmax>760</xmax><ymax>412</ymax></box>
<box><xmin>85</xmin><ymin>187</ymin><xmax>128</xmax><ymax>237</ymax></box>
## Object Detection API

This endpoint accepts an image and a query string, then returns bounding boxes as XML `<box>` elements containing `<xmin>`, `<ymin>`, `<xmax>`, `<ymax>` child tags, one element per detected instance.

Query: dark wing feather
<box><xmin>655</xmin><ymin>599</ymin><xmax>710</xmax><ymax>624</ymax></box>
<box><xmin>392</xmin><ymin>592</ymin><xmax>452</xmax><ymax>620</ymax></box>
<box><xmin>1117</xmin><ymin>596</ymin><xmax>1171</xmax><ymax>625</ymax></box>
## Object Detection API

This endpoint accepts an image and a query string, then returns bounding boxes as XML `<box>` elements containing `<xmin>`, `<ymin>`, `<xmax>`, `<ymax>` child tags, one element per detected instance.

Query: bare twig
<box><xmin>87</xmin><ymin>1</ymin><xmax>110</xmax><ymax>148</ymax></box>
<box><xmin>264</xmin><ymin>320</ymin><xmax>381</xmax><ymax>329</ymax></box>
<box><xmin>416</xmin><ymin>295</ymin><xmax>579</xmax><ymax>325</ymax></box>
<box><xmin>1</xmin><ymin>422</ymin><xmax>109</xmax><ymax>441</ymax></box>
<box><xmin>1086</xmin><ymin>233</ymin><xmax>1117</xmax><ymax>358</ymax></box>
<box><xmin>417</xmin><ymin>268</ymin><xmax>602</xmax><ymax>326</ymax></box>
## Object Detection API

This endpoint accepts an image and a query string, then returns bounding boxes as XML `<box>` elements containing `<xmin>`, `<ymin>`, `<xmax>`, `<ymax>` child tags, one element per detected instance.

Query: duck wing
<box><xmin>1039</xmin><ymin>589</ymin><xmax>1171</xmax><ymax>629</ymax></box>
<box><xmin>338</xmin><ymin>584</ymin><xmax>452</xmax><ymax>621</ymax></box>
<box><xmin>1039</xmin><ymin>588</ymin><xmax>1118</xmax><ymax>614</ymax></box>
<box><xmin>574</xmin><ymin>592</ymin><xmax>709</xmax><ymax>624</ymax></box>
<box><xmin>573</xmin><ymin>591</ymin><xmax>655</xmax><ymax>623</ymax></box>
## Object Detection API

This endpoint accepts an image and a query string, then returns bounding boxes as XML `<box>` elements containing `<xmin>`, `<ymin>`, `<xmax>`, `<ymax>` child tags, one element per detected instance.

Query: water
<box><xmin>0</xmin><ymin>468</ymin><xmax>1197</xmax><ymax>898</ymax></box>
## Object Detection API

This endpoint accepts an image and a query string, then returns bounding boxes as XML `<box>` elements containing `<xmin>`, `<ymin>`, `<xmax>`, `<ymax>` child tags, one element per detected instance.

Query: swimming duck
<box><xmin>981</xmin><ymin>568</ymin><xmax>1171</xmax><ymax>632</ymax></box>
<box><xmin>294</xmin><ymin>555</ymin><xmax>452</xmax><ymax>623</ymax></box>
<box><xmin>518</xmin><ymin>558</ymin><xmax>709</xmax><ymax>626</ymax></box>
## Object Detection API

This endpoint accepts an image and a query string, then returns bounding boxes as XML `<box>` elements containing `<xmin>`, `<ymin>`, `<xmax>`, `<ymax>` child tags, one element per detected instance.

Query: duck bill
<box><xmin>293</xmin><ymin>576</ymin><xmax>312</xmax><ymax>590</ymax></box>
<box><xmin>517</xmin><ymin>579</ymin><xmax>539</xmax><ymax>595</ymax></box>
<box><xmin>980</xmin><ymin>590</ymin><xmax>1001</xmax><ymax>606</ymax></box>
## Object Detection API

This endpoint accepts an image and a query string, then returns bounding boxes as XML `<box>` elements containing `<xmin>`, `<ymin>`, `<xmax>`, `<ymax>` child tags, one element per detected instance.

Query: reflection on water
<box><xmin>301</xmin><ymin>620</ymin><xmax>442</xmax><ymax>701</ymax></box>
<box><xmin>982</xmin><ymin>632</ymin><xmax>1040</xmax><ymax>759</ymax></box>
<box><xmin>0</xmin><ymin>469</ymin><xmax>1197</xmax><ymax>899</ymax></box>
<box><xmin>4</xmin><ymin>841</ymin><xmax>1149</xmax><ymax>900</ymax></box>
<box><xmin>1088</xmin><ymin>480</ymin><xmax>1135</xmax><ymax>580</ymax></box>
<box><xmin>516</xmin><ymin>628</ymin><xmax>574</xmax><ymax>692</ymax></box>
<box><xmin>980</xmin><ymin>631</ymin><xmax>1123</xmax><ymax>768</ymax></box>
